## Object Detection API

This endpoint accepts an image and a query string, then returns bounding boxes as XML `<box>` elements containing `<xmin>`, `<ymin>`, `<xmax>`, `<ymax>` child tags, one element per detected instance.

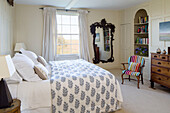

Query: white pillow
<box><xmin>12</xmin><ymin>53</ymin><xmax>41</xmax><ymax>81</ymax></box>
<box><xmin>5</xmin><ymin>72</ymin><xmax>22</xmax><ymax>84</ymax></box>
<box><xmin>45</xmin><ymin>64</ymin><xmax>51</xmax><ymax>76</ymax></box>
<box><xmin>20</xmin><ymin>48</ymin><xmax>39</xmax><ymax>64</ymax></box>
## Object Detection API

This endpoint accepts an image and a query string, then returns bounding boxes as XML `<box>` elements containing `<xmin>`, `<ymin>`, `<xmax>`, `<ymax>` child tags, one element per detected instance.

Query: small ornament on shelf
<box><xmin>156</xmin><ymin>48</ymin><xmax>161</xmax><ymax>54</ymax></box>
<box><xmin>162</xmin><ymin>49</ymin><xmax>166</xmax><ymax>54</ymax></box>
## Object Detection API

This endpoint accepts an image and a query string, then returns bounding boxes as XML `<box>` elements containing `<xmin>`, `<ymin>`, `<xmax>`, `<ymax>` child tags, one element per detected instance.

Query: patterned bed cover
<box><xmin>49</xmin><ymin>59</ymin><xmax>123</xmax><ymax>113</ymax></box>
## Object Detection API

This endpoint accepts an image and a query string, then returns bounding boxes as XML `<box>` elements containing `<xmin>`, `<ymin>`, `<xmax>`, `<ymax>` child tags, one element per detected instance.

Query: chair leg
<box><xmin>121</xmin><ymin>73</ymin><xmax>124</xmax><ymax>84</ymax></box>
<box><xmin>141</xmin><ymin>74</ymin><xmax>144</xmax><ymax>84</ymax></box>
<box><xmin>129</xmin><ymin>75</ymin><xmax>131</xmax><ymax>81</ymax></box>
<box><xmin>136</xmin><ymin>76</ymin><xmax>140</xmax><ymax>89</ymax></box>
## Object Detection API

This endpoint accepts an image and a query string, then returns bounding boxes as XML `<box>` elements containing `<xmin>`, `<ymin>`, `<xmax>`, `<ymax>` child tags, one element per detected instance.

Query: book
<box><xmin>139</xmin><ymin>17</ymin><xmax>141</xmax><ymax>23</ymax></box>
<box><xmin>145</xmin><ymin>25</ymin><xmax>148</xmax><ymax>33</ymax></box>
<box><xmin>147</xmin><ymin>38</ymin><xmax>149</xmax><ymax>44</ymax></box>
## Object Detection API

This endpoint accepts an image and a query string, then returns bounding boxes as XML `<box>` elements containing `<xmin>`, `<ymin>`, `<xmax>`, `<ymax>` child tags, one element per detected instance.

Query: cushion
<box><xmin>128</xmin><ymin>56</ymin><xmax>145</xmax><ymax>67</ymax></box>
<box><xmin>122</xmin><ymin>70</ymin><xmax>140</xmax><ymax>76</ymax></box>
<box><xmin>37</xmin><ymin>56</ymin><xmax>48</xmax><ymax>66</ymax></box>
<box><xmin>20</xmin><ymin>48</ymin><xmax>39</xmax><ymax>64</ymax></box>
<box><xmin>34</xmin><ymin>63</ymin><xmax>49</xmax><ymax>80</ymax></box>
<box><xmin>12</xmin><ymin>53</ymin><xmax>41</xmax><ymax>81</ymax></box>
<box><xmin>128</xmin><ymin>62</ymin><xmax>141</xmax><ymax>72</ymax></box>
<box><xmin>5</xmin><ymin>71</ymin><xmax>23</xmax><ymax>84</ymax></box>
<box><xmin>45</xmin><ymin>64</ymin><xmax>51</xmax><ymax>76</ymax></box>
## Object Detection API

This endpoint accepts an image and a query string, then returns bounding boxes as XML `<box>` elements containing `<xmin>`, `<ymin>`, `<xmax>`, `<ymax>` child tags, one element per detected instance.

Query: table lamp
<box><xmin>0</xmin><ymin>55</ymin><xmax>16</xmax><ymax>108</ymax></box>
<box><xmin>14</xmin><ymin>43</ymin><xmax>26</xmax><ymax>52</ymax></box>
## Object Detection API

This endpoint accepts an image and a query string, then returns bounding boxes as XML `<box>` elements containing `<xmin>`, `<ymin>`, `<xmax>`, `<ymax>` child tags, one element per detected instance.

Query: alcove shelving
<box><xmin>134</xmin><ymin>9</ymin><xmax>149</xmax><ymax>57</ymax></box>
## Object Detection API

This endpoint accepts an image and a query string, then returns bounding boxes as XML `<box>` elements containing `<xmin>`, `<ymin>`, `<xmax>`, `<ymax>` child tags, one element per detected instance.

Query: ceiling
<box><xmin>15</xmin><ymin>0</ymin><xmax>151</xmax><ymax>10</ymax></box>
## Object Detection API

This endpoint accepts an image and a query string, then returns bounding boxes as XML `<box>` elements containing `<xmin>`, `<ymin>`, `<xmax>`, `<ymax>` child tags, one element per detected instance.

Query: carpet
<box><xmin>108</xmin><ymin>69</ymin><xmax>170</xmax><ymax>113</ymax></box>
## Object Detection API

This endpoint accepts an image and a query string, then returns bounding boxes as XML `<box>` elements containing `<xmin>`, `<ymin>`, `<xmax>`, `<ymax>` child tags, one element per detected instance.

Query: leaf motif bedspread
<box><xmin>49</xmin><ymin>59</ymin><xmax>123</xmax><ymax>113</ymax></box>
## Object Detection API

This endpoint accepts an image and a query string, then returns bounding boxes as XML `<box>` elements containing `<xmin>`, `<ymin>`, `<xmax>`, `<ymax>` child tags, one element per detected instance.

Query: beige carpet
<box><xmin>108</xmin><ymin>69</ymin><xmax>170</xmax><ymax>113</ymax></box>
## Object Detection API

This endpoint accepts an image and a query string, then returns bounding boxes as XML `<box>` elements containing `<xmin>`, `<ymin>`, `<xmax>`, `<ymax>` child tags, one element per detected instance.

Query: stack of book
<box><xmin>136</xmin><ymin>37</ymin><xmax>149</xmax><ymax>45</ymax></box>
<box><xmin>139</xmin><ymin>16</ymin><xmax>148</xmax><ymax>23</ymax></box>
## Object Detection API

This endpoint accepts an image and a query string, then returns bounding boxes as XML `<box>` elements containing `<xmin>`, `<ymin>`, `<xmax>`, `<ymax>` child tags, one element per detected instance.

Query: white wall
<box><xmin>120</xmin><ymin>0</ymin><xmax>170</xmax><ymax>80</ymax></box>
<box><xmin>14</xmin><ymin>5</ymin><xmax>121</xmax><ymax>69</ymax></box>
<box><xmin>14</xmin><ymin>5</ymin><xmax>43</xmax><ymax>55</ymax></box>
<box><xmin>0</xmin><ymin>0</ymin><xmax>14</xmax><ymax>55</ymax></box>
<box><xmin>87</xmin><ymin>9</ymin><xmax>121</xmax><ymax>69</ymax></box>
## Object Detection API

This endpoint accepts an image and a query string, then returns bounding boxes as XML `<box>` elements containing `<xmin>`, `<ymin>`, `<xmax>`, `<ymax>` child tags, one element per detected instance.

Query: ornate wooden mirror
<box><xmin>90</xmin><ymin>19</ymin><xmax>115</xmax><ymax>64</ymax></box>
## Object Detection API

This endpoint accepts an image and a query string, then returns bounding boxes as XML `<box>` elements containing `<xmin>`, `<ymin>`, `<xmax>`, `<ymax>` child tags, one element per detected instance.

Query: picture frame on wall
<box><xmin>159</xmin><ymin>21</ymin><xmax>170</xmax><ymax>41</ymax></box>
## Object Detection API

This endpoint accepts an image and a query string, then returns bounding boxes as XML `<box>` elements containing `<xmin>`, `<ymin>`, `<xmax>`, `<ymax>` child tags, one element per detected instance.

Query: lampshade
<box><xmin>14</xmin><ymin>43</ymin><xmax>26</xmax><ymax>52</ymax></box>
<box><xmin>0</xmin><ymin>55</ymin><xmax>16</xmax><ymax>79</ymax></box>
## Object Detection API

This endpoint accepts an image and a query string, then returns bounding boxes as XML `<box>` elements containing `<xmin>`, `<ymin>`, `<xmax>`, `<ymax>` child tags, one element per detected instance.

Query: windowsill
<box><xmin>55</xmin><ymin>54</ymin><xmax>79</xmax><ymax>61</ymax></box>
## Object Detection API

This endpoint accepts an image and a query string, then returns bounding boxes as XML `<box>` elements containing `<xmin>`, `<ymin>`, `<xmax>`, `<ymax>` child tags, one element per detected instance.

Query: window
<box><xmin>56</xmin><ymin>14</ymin><xmax>79</xmax><ymax>56</ymax></box>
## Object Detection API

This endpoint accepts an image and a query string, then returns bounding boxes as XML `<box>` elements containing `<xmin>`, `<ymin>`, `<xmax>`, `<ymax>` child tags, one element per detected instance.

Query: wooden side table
<box><xmin>0</xmin><ymin>99</ymin><xmax>21</xmax><ymax>113</ymax></box>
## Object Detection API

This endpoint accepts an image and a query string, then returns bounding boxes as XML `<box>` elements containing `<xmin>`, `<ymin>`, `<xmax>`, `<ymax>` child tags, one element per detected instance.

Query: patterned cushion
<box><xmin>122</xmin><ymin>70</ymin><xmax>140</xmax><ymax>76</ymax></box>
<box><xmin>128</xmin><ymin>55</ymin><xmax>145</xmax><ymax>67</ymax></box>
<box><xmin>128</xmin><ymin>62</ymin><xmax>141</xmax><ymax>72</ymax></box>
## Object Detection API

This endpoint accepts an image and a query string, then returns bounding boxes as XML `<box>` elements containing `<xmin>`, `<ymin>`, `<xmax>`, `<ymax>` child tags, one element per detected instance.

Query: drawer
<box><xmin>151</xmin><ymin>54</ymin><xmax>168</xmax><ymax>61</ymax></box>
<box><xmin>152</xmin><ymin>66</ymin><xmax>170</xmax><ymax>77</ymax></box>
<box><xmin>151</xmin><ymin>73</ymin><xmax>170</xmax><ymax>87</ymax></box>
<box><xmin>152</xmin><ymin>59</ymin><xmax>170</xmax><ymax>68</ymax></box>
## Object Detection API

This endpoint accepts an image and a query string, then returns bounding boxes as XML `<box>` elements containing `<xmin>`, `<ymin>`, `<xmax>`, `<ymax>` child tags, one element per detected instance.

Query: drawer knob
<box><xmin>158</xmin><ymin>78</ymin><xmax>161</xmax><ymax>80</ymax></box>
<box><xmin>157</xmin><ymin>69</ymin><xmax>161</xmax><ymax>72</ymax></box>
<box><xmin>157</xmin><ymin>62</ymin><xmax>161</xmax><ymax>64</ymax></box>
<box><xmin>162</xmin><ymin>57</ymin><xmax>166</xmax><ymax>59</ymax></box>
<box><xmin>154</xmin><ymin>55</ymin><xmax>157</xmax><ymax>58</ymax></box>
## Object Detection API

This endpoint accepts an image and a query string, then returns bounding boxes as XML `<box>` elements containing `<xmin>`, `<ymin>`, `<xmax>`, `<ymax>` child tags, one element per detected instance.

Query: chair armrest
<box><xmin>121</xmin><ymin>63</ymin><xmax>128</xmax><ymax>65</ymax></box>
<box><xmin>121</xmin><ymin>63</ymin><xmax>128</xmax><ymax>70</ymax></box>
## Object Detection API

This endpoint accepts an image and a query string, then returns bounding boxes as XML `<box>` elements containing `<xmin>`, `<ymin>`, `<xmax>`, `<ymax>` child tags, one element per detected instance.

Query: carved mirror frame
<box><xmin>90</xmin><ymin>19</ymin><xmax>115</xmax><ymax>64</ymax></box>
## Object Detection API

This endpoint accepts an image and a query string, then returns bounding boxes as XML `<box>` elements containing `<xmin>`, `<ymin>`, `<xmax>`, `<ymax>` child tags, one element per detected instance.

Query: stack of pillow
<box><xmin>7</xmin><ymin>48</ymin><xmax>50</xmax><ymax>83</ymax></box>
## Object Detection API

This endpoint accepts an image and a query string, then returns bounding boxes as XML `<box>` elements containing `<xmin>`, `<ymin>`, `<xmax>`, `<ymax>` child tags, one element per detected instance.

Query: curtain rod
<box><xmin>39</xmin><ymin>8</ymin><xmax>90</xmax><ymax>13</ymax></box>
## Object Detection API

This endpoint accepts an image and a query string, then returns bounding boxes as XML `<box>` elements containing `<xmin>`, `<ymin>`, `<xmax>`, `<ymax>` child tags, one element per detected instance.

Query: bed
<box><xmin>8</xmin><ymin>59</ymin><xmax>123</xmax><ymax>113</ymax></box>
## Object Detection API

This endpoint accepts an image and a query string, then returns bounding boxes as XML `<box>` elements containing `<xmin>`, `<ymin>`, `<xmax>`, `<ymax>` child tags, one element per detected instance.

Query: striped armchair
<box><xmin>121</xmin><ymin>55</ymin><xmax>145</xmax><ymax>88</ymax></box>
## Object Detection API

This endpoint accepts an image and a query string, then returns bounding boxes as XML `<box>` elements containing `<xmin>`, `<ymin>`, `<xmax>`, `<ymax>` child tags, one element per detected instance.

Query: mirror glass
<box><xmin>95</xmin><ymin>27</ymin><xmax>111</xmax><ymax>61</ymax></box>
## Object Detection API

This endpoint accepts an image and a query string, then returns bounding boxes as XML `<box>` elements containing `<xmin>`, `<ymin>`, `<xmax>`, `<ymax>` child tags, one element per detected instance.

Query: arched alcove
<box><xmin>134</xmin><ymin>9</ymin><xmax>149</xmax><ymax>57</ymax></box>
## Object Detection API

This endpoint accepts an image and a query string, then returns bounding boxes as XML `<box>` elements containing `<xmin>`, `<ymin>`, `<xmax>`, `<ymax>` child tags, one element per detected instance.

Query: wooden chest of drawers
<box><xmin>151</xmin><ymin>53</ymin><xmax>170</xmax><ymax>88</ymax></box>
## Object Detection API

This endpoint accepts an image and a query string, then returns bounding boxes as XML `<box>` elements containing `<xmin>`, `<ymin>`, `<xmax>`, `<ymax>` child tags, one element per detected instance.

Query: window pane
<box><xmin>57</xmin><ymin>35</ymin><xmax>63</xmax><ymax>45</ymax></box>
<box><xmin>71</xmin><ymin>35</ymin><xmax>79</xmax><ymax>44</ymax></box>
<box><xmin>63</xmin><ymin>45</ymin><xmax>71</xmax><ymax>54</ymax></box>
<box><xmin>71</xmin><ymin>26</ymin><xmax>79</xmax><ymax>34</ymax></box>
<box><xmin>62</xmin><ymin>25</ymin><xmax>70</xmax><ymax>34</ymax></box>
<box><xmin>57</xmin><ymin>25</ymin><xmax>62</xmax><ymax>34</ymax></box>
<box><xmin>57</xmin><ymin>45</ymin><xmax>62</xmax><ymax>55</ymax></box>
<box><xmin>72</xmin><ymin>45</ymin><xmax>79</xmax><ymax>54</ymax></box>
<box><xmin>62</xmin><ymin>15</ymin><xmax>70</xmax><ymax>25</ymax></box>
<box><xmin>57</xmin><ymin>15</ymin><xmax>62</xmax><ymax>24</ymax></box>
<box><xmin>56</xmin><ymin>14</ymin><xmax>79</xmax><ymax>55</ymax></box>
<box><xmin>63</xmin><ymin>35</ymin><xmax>71</xmax><ymax>45</ymax></box>
<box><xmin>71</xmin><ymin>16</ymin><xmax>78</xmax><ymax>25</ymax></box>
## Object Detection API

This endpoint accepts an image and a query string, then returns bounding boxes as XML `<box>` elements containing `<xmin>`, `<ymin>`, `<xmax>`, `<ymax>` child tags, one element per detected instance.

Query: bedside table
<box><xmin>0</xmin><ymin>99</ymin><xmax>21</xmax><ymax>113</ymax></box>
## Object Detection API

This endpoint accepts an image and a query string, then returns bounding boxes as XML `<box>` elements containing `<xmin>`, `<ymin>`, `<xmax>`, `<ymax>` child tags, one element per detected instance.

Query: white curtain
<box><xmin>78</xmin><ymin>10</ymin><xmax>91</xmax><ymax>61</ymax></box>
<box><xmin>42</xmin><ymin>7</ymin><xmax>57</xmax><ymax>61</ymax></box>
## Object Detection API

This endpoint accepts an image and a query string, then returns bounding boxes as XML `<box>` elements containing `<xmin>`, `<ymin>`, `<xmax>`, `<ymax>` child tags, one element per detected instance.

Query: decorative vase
<box><xmin>157</xmin><ymin>48</ymin><xmax>161</xmax><ymax>54</ymax></box>
<box><xmin>163</xmin><ymin>49</ymin><xmax>166</xmax><ymax>54</ymax></box>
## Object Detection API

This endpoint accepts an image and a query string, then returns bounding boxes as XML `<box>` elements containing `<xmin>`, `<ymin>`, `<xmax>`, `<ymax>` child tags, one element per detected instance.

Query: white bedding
<box><xmin>8</xmin><ymin>80</ymin><xmax>51</xmax><ymax>111</ymax></box>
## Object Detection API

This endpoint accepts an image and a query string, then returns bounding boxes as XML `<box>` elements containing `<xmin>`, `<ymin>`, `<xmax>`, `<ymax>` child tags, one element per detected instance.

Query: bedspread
<box><xmin>49</xmin><ymin>59</ymin><xmax>123</xmax><ymax>113</ymax></box>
